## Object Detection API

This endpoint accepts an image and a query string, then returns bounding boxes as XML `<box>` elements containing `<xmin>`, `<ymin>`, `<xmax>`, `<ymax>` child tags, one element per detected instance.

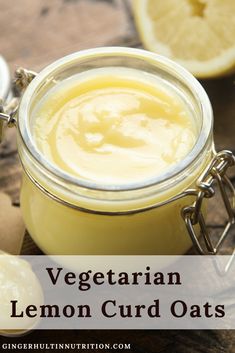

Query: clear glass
<box><xmin>0</xmin><ymin>56</ymin><xmax>11</xmax><ymax>100</ymax></box>
<box><xmin>0</xmin><ymin>56</ymin><xmax>11</xmax><ymax>141</ymax></box>
<box><xmin>17</xmin><ymin>47</ymin><xmax>213</xmax><ymax>255</ymax></box>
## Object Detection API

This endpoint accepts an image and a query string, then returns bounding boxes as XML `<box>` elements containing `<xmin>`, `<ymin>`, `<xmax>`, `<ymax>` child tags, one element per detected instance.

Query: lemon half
<box><xmin>133</xmin><ymin>0</ymin><xmax>235</xmax><ymax>78</ymax></box>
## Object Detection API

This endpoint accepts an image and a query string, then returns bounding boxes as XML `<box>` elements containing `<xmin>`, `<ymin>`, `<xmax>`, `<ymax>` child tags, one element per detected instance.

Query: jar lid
<box><xmin>0</xmin><ymin>56</ymin><xmax>11</xmax><ymax>100</ymax></box>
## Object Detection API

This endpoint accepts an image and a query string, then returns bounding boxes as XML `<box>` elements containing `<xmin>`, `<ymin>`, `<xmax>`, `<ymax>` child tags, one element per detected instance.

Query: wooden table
<box><xmin>0</xmin><ymin>1</ymin><xmax>235</xmax><ymax>351</ymax></box>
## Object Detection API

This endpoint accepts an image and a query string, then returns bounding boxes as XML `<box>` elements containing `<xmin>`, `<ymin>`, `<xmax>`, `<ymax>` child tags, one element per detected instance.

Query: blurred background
<box><xmin>1</xmin><ymin>0</ymin><xmax>133</xmax><ymax>70</ymax></box>
<box><xmin>0</xmin><ymin>1</ymin><xmax>235</xmax><ymax>352</ymax></box>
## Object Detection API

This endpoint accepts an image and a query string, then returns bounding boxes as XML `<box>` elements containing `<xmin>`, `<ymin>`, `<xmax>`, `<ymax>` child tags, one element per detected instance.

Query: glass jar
<box><xmin>0</xmin><ymin>55</ymin><xmax>11</xmax><ymax>142</ymax></box>
<box><xmin>1</xmin><ymin>47</ymin><xmax>234</xmax><ymax>255</ymax></box>
<box><xmin>0</xmin><ymin>56</ymin><xmax>11</xmax><ymax>100</ymax></box>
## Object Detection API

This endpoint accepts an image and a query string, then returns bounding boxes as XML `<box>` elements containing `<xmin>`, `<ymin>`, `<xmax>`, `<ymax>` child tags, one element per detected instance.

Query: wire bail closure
<box><xmin>182</xmin><ymin>150</ymin><xmax>235</xmax><ymax>255</ymax></box>
<box><xmin>0</xmin><ymin>68</ymin><xmax>36</xmax><ymax>142</ymax></box>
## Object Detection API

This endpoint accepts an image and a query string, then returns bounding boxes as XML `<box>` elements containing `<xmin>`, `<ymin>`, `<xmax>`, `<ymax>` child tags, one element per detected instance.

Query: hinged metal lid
<box><xmin>0</xmin><ymin>56</ymin><xmax>11</xmax><ymax>100</ymax></box>
<box><xmin>0</xmin><ymin>66</ymin><xmax>36</xmax><ymax>142</ymax></box>
<box><xmin>0</xmin><ymin>56</ymin><xmax>11</xmax><ymax>142</ymax></box>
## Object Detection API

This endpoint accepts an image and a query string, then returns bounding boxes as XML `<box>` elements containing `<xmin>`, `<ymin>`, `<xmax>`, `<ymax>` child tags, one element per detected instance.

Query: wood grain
<box><xmin>0</xmin><ymin>0</ymin><xmax>235</xmax><ymax>351</ymax></box>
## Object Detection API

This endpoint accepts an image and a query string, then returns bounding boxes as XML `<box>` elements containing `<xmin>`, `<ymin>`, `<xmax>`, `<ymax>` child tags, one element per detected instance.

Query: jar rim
<box><xmin>18</xmin><ymin>47</ymin><xmax>213</xmax><ymax>192</ymax></box>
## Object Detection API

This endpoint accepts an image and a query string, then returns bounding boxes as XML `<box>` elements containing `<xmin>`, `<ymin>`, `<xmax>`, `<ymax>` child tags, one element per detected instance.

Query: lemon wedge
<box><xmin>133</xmin><ymin>0</ymin><xmax>235</xmax><ymax>78</ymax></box>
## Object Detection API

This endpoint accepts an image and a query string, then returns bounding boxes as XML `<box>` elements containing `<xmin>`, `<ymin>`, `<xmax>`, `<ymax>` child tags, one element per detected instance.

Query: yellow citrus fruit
<box><xmin>133</xmin><ymin>0</ymin><xmax>235</xmax><ymax>78</ymax></box>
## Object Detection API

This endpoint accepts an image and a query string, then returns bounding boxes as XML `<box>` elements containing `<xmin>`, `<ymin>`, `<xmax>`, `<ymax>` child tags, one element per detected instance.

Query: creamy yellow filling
<box><xmin>33</xmin><ymin>68</ymin><xmax>197</xmax><ymax>185</ymax></box>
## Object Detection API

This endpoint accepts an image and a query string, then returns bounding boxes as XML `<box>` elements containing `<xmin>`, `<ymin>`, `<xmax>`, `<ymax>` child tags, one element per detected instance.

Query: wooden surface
<box><xmin>0</xmin><ymin>0</ymin><xmax>235</xmax><ymax>351</ymax></box>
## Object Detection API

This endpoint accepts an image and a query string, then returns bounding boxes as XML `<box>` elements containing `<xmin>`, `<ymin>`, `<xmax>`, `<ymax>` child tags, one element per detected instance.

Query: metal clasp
<box><xmin>182</xmin><ymin>150</ymin><xmax>235</xmax><ymax>255</ymax></box>
<box><xmin>0</xmin><ymin>68</ymin><xmax>36</xmax><ymax>142</ymax></box>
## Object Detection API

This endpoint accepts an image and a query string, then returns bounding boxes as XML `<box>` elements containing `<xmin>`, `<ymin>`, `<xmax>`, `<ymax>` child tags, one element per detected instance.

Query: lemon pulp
<box><xmin>133</xmin><ymin>0</ymin><xmax>235</xmax><ymax>78</ymax></box>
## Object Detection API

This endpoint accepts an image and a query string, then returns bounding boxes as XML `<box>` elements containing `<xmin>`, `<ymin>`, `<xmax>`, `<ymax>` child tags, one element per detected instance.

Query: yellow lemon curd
<box><xmin>33</xmin><ymin>68</ymin><xmax>196</xmax><ymax>185</ymax></box>
<box><xmin>20</xmin><ymin>67</ymin><xmax>205</xmax><ymax>255</ymax></box>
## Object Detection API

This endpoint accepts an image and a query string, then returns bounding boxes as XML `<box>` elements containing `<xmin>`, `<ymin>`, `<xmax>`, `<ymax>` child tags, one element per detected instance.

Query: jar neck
<box><xmin>18</xmin><ymin>136</ymin><xmax>214</xmax><ymax>212</ymax></box>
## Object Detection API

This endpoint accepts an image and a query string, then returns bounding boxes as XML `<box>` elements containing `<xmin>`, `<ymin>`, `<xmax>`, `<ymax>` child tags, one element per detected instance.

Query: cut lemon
<box><xmin>133</xmin><ymin>0</ymin><xmax>235</xmax><ymax>78</ymax></box>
